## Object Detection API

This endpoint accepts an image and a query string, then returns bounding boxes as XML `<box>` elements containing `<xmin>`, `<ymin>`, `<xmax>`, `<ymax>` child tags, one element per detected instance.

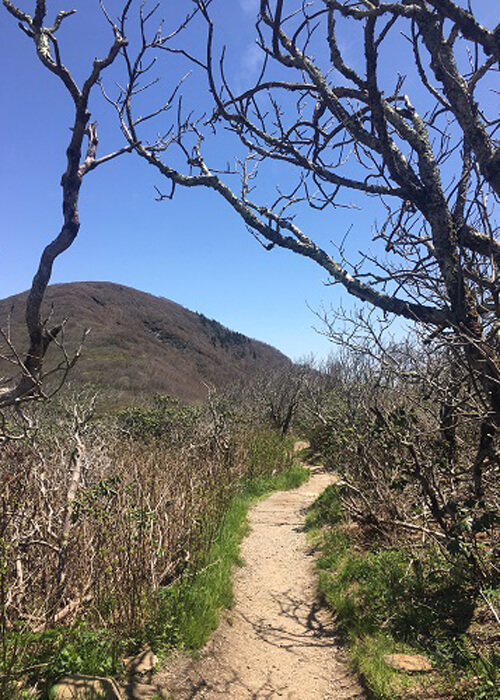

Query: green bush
<box><xmin>305</xmin><ymin>484</ymin><xmax>343</xmax><ymax>529</ymax></box>
<box><xmin>244</xmin><ymin>428</ymin><xmax>294</xmax><ymax>480</ymax></box>
<box><xmin>117</xmin><ymin>394</ymin><xmax>200</xmax><ymax>442</ymax></box>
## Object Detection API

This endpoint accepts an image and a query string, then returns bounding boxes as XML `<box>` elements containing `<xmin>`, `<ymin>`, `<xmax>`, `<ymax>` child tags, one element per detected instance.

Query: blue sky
<box><xmin>1</xmin><ymin>1</ymin><xmax>498</xmax><ymax>360</ymax></box>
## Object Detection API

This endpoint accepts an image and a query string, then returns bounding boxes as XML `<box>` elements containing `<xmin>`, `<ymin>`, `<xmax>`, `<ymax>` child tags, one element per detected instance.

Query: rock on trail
<box><xmin>131</xmin><ymin>465</ymin><xmax>365</xmax><ymax>699</ymax></box>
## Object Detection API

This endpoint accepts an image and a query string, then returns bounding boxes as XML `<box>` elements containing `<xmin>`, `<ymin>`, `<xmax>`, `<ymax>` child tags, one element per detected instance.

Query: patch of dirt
<box><xmin>129</xmin><ymin>465</ymin><xmax>365</xmax><ymax>699</ymax></box>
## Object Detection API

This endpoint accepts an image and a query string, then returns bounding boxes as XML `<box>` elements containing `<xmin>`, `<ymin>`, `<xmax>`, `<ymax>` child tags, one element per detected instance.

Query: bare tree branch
<box><xmin>1</xmin><ymin>1</ymin><xmax>128</xmax><ymax>414</ymax></box>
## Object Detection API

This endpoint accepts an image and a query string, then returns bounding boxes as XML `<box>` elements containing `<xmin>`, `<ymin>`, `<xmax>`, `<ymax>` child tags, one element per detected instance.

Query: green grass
<box><xmin>241</xmin><ymin>463</ymin><xmax>310</xmax><ymax>498</ymax></box>
<box><xmin>163</xmin><ymin>492</ymin><xmax>250</xmax><ymax>649</ymax></box>
<box><xmin>163</xmin><ymin>462</ymin><xmax>310</xmax><ymax>650</ymax></box>
<box><xmin>306</xmin><ymin>484</ymin><xmax>500</xmax><ymax>699</ymax></box>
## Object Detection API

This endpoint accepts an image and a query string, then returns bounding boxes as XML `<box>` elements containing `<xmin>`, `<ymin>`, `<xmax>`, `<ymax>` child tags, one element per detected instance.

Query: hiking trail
<box><xmin>130</xmin><ymin>453</ymin><xmax>365</xmax><ymax>699</ymax></box>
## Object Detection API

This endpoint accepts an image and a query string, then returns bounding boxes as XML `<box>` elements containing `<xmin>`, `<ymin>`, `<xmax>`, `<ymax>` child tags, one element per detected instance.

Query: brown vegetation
<box><xmin>0</xmin><ymin>389</ymin><xmax>297</xmax><ymax>695</ymax></box>
<box><xmin>300</xmin><ymin>343</ymin><xmax>500</xmax><ymax>585</ymax></box>
<box><xmin>0</xmin><ymin>282</ymin><xmax>291</xmax><ymax>405</ymax></box>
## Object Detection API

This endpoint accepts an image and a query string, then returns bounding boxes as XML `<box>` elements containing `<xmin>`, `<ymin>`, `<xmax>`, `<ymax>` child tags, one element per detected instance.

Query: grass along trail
<box><xmin>137</xmin><ymin>457</ymin><xmax>365</xmax><ymax>699</ymax></box>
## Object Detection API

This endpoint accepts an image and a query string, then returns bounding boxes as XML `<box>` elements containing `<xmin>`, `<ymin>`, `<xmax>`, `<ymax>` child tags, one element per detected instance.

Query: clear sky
<box><xmin>1</xmin><ymin>1</ymin><xmax>498</xmax><ymax>360</ymax></box>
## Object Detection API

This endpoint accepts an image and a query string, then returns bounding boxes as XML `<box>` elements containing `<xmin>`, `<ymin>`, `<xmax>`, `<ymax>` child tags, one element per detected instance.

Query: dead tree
<box><xmin>118</xmin><ymin>0</ymin><xmax>499</xmax><ymax>430</ymax></box>
<box><xmin>1</xmin><ymin>1</ymin><xmax>131</xmax><ymax>420</ymax></box>
<box><xmin>256</xmin><ymin>365</ymin><xmax>306</xmax><ymax>435</ymax></box>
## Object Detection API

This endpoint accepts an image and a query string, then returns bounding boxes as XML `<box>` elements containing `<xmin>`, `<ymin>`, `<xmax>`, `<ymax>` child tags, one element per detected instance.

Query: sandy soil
<box><xmin>129</xmin><ymin>464</ymin><xmax>365</xmax><ymax>699</ymax></box>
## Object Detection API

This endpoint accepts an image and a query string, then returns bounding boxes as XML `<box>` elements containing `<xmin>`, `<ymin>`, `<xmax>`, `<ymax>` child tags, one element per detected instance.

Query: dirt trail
<box><xmin>132</xmin><ymin>463</ymin><xmax>365</xmax><ymax>699</ymax></box>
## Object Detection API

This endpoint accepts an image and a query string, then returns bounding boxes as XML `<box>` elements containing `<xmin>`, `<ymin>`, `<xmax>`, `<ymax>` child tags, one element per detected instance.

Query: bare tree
<box><xmin>118</xmin><ymin>0</ymin><xmax>499</xmax><ymax>427</ymax></box>
<box><xmin>251</xmin><ymin>365</ymin><xmax>307</xmax><ymax>434</ymax></box>
<box><xmin>0</xmin><ymin>1</ymin><xmax>131</xmax><ymax>418</ymax></box>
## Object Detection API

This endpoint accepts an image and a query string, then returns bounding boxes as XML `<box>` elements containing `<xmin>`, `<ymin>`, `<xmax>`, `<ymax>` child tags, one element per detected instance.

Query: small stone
<box><xmin>384</xmin><ymin>653</ymin><xmax>433</xmax><ymax>673</ymax></box>
<box><xmin>123</xmin><ymin>647</ymin><xmax>158</xmax><ymax>674</ymax></box>
<box><xmin>293</xmin><ymin>440</ymin><xmax>310</xmax><ymax>452</ymax></box>
<box><xmin>50</xmin><ymin>675</ymin><xmax>122</xmax><ymax>699</ymax></box>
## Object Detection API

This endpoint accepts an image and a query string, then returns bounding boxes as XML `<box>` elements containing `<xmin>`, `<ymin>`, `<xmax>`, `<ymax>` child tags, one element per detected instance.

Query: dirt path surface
<box><xmin>131</xmin><ymin>464</ymin><xmax>365</xmax><ymax>699</ymax></box>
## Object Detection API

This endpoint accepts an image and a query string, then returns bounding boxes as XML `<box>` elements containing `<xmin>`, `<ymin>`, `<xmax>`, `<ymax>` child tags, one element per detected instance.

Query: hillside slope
<box><xmin>0</xmin><ymin>282</ymin><xmax>290</xmax><ymax>403</ymax></box>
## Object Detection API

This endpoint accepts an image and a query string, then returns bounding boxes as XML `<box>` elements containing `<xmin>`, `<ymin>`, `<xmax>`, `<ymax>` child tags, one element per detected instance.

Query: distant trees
<box><xmin>118</xmin><ymin>1</ymin><xmax>499</xmax><ymax>425</ymax></box>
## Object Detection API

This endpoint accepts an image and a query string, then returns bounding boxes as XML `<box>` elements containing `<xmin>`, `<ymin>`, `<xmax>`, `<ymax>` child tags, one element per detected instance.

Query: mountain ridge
<box><xmin>0</xmin><ymin>281</ymin><xmax>290</xmax><ymax>403</ymax></box>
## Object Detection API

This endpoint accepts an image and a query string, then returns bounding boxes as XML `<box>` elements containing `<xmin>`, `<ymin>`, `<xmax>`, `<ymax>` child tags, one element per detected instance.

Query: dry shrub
<box><xmin>300</xmin><ymin>344</ymin><xmax>500</xmax><ymax>588</ymax></box>
<box><xmin>0</xmin><ymin>393</ymin><xmax>293</xmax><ymax>690</ymax></box>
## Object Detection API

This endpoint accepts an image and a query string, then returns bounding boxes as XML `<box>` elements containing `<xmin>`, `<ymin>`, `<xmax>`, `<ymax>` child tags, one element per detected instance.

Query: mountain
<box><xmin>0</xmin><ymin>282</ymin><xmax>291</xmax><ymax>403</ymax></box>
